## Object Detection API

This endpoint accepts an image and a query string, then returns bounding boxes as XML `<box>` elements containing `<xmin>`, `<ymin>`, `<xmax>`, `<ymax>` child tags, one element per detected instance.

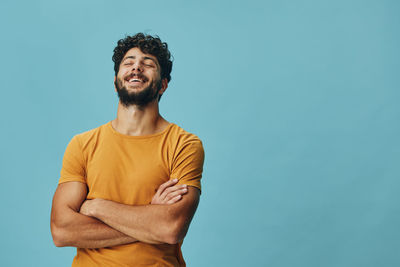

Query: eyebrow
<box><xmin>122</xmin><ymin>56</ymin><xmax>157</xmax><ymax>64</ymax></box>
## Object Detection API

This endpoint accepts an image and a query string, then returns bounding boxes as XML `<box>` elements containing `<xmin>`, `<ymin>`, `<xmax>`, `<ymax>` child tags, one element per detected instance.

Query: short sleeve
<box><xmin>170</xmin><ymin>139</ymin><xmax>205</xmax><ymax>192</ymax></box>
<box><xmin>59</xmin><ymin>135</ymin><xmax>86</xmax><ymax>184</ymax></box>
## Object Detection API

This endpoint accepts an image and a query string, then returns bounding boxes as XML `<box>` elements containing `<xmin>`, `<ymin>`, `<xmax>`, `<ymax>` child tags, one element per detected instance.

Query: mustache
<box><xmin>125</xmin><ymin>73</ymin><xmax>148</xmax><ymax>82</ymax></box>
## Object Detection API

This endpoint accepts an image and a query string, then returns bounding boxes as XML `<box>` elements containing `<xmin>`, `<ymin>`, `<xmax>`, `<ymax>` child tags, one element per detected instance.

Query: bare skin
<box><xmin>51</xmin><ymin>179</ymin><xmax>188</xmax><ymax>248</ymax></box>
<box><xmin>80</xmin><ymin>186</ymin><xmax>199</xmax><ymax>244</ymax></box>
<box><xmin>112</xmin><ymin>47</ymin><xmax>169</xmax><ymax>137</ymax></box>
<box><xmin>51</xmin><ymin>47</ymin><xmax>200</xmax><ymax>247</ymax></box>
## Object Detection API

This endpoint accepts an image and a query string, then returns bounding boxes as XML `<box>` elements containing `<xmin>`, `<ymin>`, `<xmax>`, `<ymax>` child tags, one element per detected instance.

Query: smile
<box><xmin>128</xmin><ymin>78</ymin><xmax>143</xmax><ymax>82</ymax></box>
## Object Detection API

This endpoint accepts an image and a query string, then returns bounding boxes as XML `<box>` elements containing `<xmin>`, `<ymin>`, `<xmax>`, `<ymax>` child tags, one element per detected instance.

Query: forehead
<box><xmin>122</xmin><ymin>47</ymin><xmax>158</xmax><ymax>62</ymax></box>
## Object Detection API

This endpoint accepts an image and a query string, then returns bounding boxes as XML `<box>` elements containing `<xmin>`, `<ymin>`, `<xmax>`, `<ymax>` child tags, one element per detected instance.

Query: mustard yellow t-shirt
<box><xmin>59</xmin><ymin>121</ymin><xmax>205</xmax><ymax>267</ymax></box>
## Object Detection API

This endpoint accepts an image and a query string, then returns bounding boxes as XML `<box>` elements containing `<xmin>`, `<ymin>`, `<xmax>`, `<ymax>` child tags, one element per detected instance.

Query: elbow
<box><xmin>51</xmin><ymin>226</ymin><xmax>66</xmax><ymax>247</ymax></box>
<box><xmin>163</xmin><ymin>234</ymin><xmax>180</xmax><ymax>245</ymax></box>
<box><xmin>50</xmin><ymin>220</ymin><xmax>70</xmax><ymax>247</ymax></box>
<box><xmin>161</xmin><ymin>222</ymin><xmax>188</xmax><ymax>245</ymax></box>
<box><xmin>53</xmin><ymin>236</ymin><xmax>66</xmax><ymax>247</ymax></box>
<box><xmin>166</xmin><ymin>237</ymin><xmax>184</xmax><ymax>245</ymax></box>
<box><xmin>162</xmin><ymin>234</ymin><xmax>180</xmax><ymax>245</ymax></box>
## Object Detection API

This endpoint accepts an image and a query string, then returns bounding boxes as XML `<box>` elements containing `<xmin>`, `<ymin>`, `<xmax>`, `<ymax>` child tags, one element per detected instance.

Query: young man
<box><xmin>50</xmin><ymin>33</ymin><xmax>205</xmax><ymax>266</ymax></box>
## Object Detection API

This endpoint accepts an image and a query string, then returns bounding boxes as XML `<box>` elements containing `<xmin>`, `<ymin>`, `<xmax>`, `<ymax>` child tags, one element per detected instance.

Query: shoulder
<box><xmin>70</xmin><ymin>122</ymin><xmax>109</xmax><ymax>150</ymax></box>
<box><xmin>167</xmin><ymin>124</ymin><xmax>205</xmax><ymax>161</ymax></box>
<box><xmin>168</xmin><ymin>124</ymin><xmax>203</xmax><ymax>148</ymax></box>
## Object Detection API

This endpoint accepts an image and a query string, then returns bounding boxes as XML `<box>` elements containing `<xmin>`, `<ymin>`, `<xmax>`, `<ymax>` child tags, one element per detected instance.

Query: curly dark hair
<box><xmin>112</xmin><ymin>33</ymin><xmax>173</xmax><ymax>83</ymax></box>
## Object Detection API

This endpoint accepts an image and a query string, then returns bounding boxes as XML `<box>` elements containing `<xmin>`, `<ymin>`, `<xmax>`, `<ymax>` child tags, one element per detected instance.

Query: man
<box><xmin>50</xmin><ymin>33</ymin><xmax>205</xmax><ymax>266</ymax></box>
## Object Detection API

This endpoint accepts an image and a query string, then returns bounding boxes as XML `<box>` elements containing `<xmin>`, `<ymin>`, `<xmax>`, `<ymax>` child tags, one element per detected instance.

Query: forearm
<box><xmin>89</xmin><ymin>200</ymin><xmax>180</xmax><ymax>244</ymax></box>
<box><xmin>85</xmin><ymin>188</ymin><xmax>199</xmax><ymax>245</ymax></box>
<box><xmin>51</xmin><ymin>179</ymin><xmax>190</xmax><ymax>248</ymax></box>
<box><xmin>51</xmin><ymin>208</ymin><xmax>137</xmax><ymax>248</ymax></box>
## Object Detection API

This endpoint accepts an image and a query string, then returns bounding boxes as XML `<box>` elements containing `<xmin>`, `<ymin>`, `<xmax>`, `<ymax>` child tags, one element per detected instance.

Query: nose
<box><xmin>131</xmin><ymin>62</ymin><xmax>143</xmax><ymax>73</ymax></box>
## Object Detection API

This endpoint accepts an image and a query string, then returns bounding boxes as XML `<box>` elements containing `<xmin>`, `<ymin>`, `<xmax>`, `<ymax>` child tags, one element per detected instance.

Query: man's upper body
<box><xmin>50</xmin><ymin>33</ymin><xmax>205</xmax><ymax>266</ymax></box>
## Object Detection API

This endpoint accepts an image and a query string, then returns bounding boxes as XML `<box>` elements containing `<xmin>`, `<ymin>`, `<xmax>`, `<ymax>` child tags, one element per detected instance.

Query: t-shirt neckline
<box><xmin>106</xmin><ymin>121</ymin><xmax>174</xmax><ymax>139</ymax></box>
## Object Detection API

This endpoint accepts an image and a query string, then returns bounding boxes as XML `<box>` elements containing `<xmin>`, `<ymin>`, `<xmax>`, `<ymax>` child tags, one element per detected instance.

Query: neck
<box><xmin>112</xmin><ymin>100</ymin><xmax>169</xmax><ymax>136</ymax></box>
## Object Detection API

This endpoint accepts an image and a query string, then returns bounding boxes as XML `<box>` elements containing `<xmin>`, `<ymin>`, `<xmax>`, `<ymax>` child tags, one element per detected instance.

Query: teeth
<box><xmin>128</xmin><ymin>78</ymin><xmax>142</xmax><ymax>82</ymax></box>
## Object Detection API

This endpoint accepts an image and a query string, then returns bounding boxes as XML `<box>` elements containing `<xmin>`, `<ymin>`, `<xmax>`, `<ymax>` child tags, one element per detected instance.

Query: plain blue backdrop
<box><xmin>1</xmin><ymin>0</ymin><xmax>399</xmax><ymax>266</ymax></box>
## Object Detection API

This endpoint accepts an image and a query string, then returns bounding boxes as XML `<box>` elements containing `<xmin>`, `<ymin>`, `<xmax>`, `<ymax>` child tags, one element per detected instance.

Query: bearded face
<box><xmin>115</xmin><ymin>47</ymin><xmax>164</xmax><ymax>107</ymax></box>
<box><xmin>115</xmin><ymin>73</ymin><xmax>162</xmax><ymax>107</ymax></box>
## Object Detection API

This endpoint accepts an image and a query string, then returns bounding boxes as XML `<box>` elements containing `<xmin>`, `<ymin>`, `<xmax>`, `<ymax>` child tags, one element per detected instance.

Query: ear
<box><xmin>114</xmin><ymin>76</ymin><xmax>117</xmax><ymax>92</ymax></box>
<box><xmin>158</xmin><ymin>79</ymin><xmax>168</xmax><ymax>96</ymax></box>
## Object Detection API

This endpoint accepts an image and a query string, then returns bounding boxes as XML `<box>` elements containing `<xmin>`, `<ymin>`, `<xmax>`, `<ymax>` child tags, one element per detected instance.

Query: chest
<box><xmin>85</xmin><ymin>138</ymin><xmax>171</xmax><ymax>205</ymax></box>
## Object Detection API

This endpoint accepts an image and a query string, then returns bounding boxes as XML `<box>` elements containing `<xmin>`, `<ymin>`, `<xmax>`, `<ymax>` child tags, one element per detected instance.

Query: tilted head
<box><xmin>113</xmin><ymin>33</ymin><xmax>173</xmax><ymax>83</ymax></box>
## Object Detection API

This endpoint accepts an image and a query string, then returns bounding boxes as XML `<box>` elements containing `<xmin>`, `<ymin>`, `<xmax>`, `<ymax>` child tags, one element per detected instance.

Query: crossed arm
<box><xmin>50</xmin><ymin>180</ymin><xmax>199</xmax><ymax>248</ymax></box>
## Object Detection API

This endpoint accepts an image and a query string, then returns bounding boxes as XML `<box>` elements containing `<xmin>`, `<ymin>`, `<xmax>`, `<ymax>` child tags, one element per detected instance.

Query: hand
<box><xmin>80</xmin><ymin>199</ymin><xmax>100</xmax><ymax>216</ymax></box>
<box><xmin>151</xmin><ymin>179</ymin><xmax>188</xmax><ymax>205</ymax></box>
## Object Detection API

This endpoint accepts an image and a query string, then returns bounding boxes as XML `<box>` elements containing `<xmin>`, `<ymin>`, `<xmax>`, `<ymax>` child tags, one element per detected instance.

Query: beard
<box><xmin>115</xmin><ymin>75</ymin><xmax>162</xmax><ymax>107</ymax></box>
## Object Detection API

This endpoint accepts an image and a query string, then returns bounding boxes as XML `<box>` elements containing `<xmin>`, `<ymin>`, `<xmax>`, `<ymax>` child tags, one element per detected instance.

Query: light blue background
<box><xmin>1</xmin><ymin>0</ymin><xmax>399</xmax><ymax>266</ymax></box>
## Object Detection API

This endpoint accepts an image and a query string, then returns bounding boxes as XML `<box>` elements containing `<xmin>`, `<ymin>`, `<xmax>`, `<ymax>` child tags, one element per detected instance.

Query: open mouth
<box><xmin>128</xmin><ymin>78</ymin><xmax>143</xmax><ymax>83</ymax></box>
<box><xmin>125</xmin><ymin>75</ymin><xmax>147</xmax><ymax>84</ymax></box>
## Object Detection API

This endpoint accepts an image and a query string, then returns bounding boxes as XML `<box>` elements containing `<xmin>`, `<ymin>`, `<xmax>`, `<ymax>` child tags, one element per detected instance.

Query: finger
<box><xmin>166</xmin><ymin>194</ymin><xmax>182</xmax><ymax>204</ymax></box>
<box><xmin>160</xmin><ymin>184</ymin><xmax>187</xmax><ymax>201</ymax></box>
<box><xmin>156</xmin><ymin>178</ymin><xmax>178</xmax><ymax>197</ymax></box>
<box><xmin>164</xmin><ymin>187</ymin><xmax>188</xmax><ymax>202</ymax></box>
